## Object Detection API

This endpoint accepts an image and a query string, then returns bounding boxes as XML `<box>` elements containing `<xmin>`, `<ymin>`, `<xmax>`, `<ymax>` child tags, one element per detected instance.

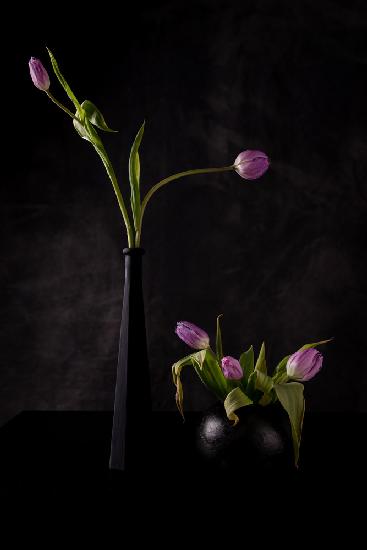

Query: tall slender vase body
<box><xmin>109</xmin><ymin>248</ymin><xmax>151</xmax><ymax>471</ymax></box>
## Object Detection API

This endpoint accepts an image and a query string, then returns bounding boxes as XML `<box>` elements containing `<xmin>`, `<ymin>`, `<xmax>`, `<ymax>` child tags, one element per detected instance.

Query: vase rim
<box><xmin>123</xmin><ymin>247</ymin><xmax>145</xmax><ymax>256</ymax></box>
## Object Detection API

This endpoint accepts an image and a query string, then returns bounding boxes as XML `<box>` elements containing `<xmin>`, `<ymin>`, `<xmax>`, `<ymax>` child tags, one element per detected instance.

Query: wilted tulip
<box><xmin>175</xmin><ymin>321</ymin><xmax>210</xmax><ymax>350</ymax></box>
<box><xmin>29</xmin><ymin>57</ymin><xmax>50</xmax><ymax>91</ymax></box>
<box><xmin>221</xmin><ymin>356</ymin><xmax>243</xmax><ymax>380</ymax></box>
<box><xmin>234</xmin><ymin>150</ymin><xmax>269</xmax><ymax>180</ymax></box>
<box><xmin>286</xmin><ymin>348</ymin><xmax>323</xmax><ymax>382</ymax></box>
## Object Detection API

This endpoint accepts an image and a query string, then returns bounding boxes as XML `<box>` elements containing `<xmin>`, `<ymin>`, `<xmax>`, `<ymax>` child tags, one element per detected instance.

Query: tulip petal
<box><xmin>221</xmin><ymin>356</ymin><xmax>243</xmax><ymax>380</ymax></box>
<box><xmin>29</xmin><ymin>57</ymin><xmax>50</xmax><ymax>91</ymax></box>
<box><xmin>175</xmin><ymin>321</ymin><xmax>210</xmax><ymax>350</ymax></box>
<box><xmin>234</xmin><ymin>150</ymin><xmax>269</xmax><ymax>180</ymax></box>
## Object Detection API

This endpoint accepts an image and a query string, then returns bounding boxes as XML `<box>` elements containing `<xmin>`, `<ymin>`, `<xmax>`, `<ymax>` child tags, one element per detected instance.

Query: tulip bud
<box><xmin>221</xmin><ymin>356</ymin><xmax>243</xmax><ymax>380</ymax></box>
<box><xmin>234</xmin><ymin>150</ymin><xmax>269</xmax><ymax>180</ymax></box>
<box><xmin>175</xmin><ymin>321</ymin><xmax>210</xmax><ymax>350</ymax></box>
<box><xmin>29</xmin><ymin>57</ymin><xmax>50</xmax><ymax>91</ymax></box>
<box><xmin>286</xmin><ymin>348</ymin><xmax>323</xmax><ymax>382</ymax></box>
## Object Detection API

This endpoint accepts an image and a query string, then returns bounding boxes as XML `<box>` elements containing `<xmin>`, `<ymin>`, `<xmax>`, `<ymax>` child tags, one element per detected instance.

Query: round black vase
<box><xmin>109</xmin><ymin>248</ymin><xmax>151</xmax><ymax>471</ymax></box>
<box><xmin>196</xmin><ymin>402</ymin><xmax>294</xmax><ymax>473</ymax></box>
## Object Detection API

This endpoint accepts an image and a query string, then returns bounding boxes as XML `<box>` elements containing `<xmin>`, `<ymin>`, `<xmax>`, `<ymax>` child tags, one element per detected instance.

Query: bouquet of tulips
<box><xmin>172</xmin><ymin>317</ymin><xmax>330</xmax><ymax>465</ymax></box>
<box><xmin>29</xmin><ymin>53</ymin><xmax>270</xmax><ymax>247</ymax></box>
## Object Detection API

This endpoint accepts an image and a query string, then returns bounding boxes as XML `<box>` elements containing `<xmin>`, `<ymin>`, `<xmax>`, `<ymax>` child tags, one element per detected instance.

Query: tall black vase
<box><xmin>109</xmin><ymin>248</ymin><xmax>151</xmax><ymax>471</ymax></box>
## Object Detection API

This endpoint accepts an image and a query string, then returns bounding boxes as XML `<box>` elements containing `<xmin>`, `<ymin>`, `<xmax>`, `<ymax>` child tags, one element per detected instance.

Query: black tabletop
<box><xmin>0</xmin><ymin>411</ymin><xmax>365</xmax><ymax>505</ymax></box>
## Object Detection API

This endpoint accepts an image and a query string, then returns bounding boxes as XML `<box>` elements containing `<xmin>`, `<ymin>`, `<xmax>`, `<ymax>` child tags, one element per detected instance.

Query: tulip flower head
<box><xmin>29</xmin><ymin>57</ymin><xmax>50</xmax><ymax>91</ymax></box>
<box><xmin>286</xmin><ymin>348</ymin><xmax>323</xmax><ymax>382</ymax></box>
<box><xmin>175</xmin><ymin>321</ymin><xmax>210</xmax><ymax>350</ymax></box>
<box><xmin>234</xmin><ymin>150</ymin><xmax>269</xmax><ymax>180</ymax></box>
<box><xmin>221</xmin><ymin>356</ymin><xmax>243</xmax><ymax>380</ymax></box>
<box><xmin>28</xmin><ymin>50</ymin><xmax>272</xmax><ymax>247</ymax></box>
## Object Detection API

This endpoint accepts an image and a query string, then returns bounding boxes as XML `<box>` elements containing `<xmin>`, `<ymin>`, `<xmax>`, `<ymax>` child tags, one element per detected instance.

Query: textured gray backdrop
<box><xmin>1</xmin><ymin>0</ymin><xmax>366</xmax><ymax>425</ymax></box>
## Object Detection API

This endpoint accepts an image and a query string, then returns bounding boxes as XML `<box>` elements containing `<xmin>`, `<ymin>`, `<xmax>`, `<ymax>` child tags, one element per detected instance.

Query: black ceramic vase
<box><xmin>196</xmin><ymin>402</ymin><xmax>294</xmax><ymax>473</ymax></box>
<box><xmin>109</xmin><ymin>248</ymin><xmax>151</xmax><ymax>471</ymax></box>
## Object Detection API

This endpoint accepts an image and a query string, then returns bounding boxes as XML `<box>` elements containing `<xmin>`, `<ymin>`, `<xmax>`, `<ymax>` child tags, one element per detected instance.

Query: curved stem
<box><xmin>46</xmin><ymin>91</ymin><xmax>79</xmax><ymax>120</ymax></box>
<box><xmin>136</xmin><ymin>165</ymin><xmax>234</xmax><ymax>246</ymax></box>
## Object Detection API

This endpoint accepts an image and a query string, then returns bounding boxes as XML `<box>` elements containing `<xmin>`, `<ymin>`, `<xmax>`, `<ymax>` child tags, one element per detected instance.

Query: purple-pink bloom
<box><xmin>29</xmin><ymin>57</ymin><xmax>50</xmax><ymax>91</ymax></box>
<box><xmin>234</xmin><ymin>150</ymin><xmax>269</xmax><ymax>180</ymax></box>
<box><xmin>221</xmin><ymin>356</ymin><xmax>243</xmax><ymax>380</ymax></box>
<box><xmin>175</xmin><ymin>321</ymin><xmax>210</xmax><ymax>350</ymax></box>
<box><xmin>286</xmin><ymin>348</ymin><xmax>323</xmax><ymax>382</ymax></box>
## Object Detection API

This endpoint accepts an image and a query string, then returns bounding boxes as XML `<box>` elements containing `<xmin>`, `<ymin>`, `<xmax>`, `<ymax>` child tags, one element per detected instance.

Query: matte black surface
<box><xmin>110</xmin><ymin>248</ymin><xmax>151</xmax><ymax>470</ymax></box>
<box><xmin>1</xmin><ymin>2</ymin><xmax>367</xmax><ymax>425</ymax></box>
<box><xmin>0</xmin><ymin>411</ymin><xmax>366</xmax><ymax>502</ymax></box>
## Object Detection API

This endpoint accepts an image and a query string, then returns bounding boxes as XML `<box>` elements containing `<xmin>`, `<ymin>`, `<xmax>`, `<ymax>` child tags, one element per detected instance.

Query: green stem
<box><xmin>136</xmin><ymin>165</ymin><xmax>234</xmax><ymax>246</ymax></box>
<box><xmin>46</xmin><ymin>91</ymin><xmax>79</xmax><ymax>120</ymax></box>
<box><xmin>46</xmin><ymin>91</ymin><xmax>134</xmax><ymax>247</ymax></box>
<box><xmin>94</xmin><ymin>144</ymin><xmax>134</xmax><ymax>247</ymax></box>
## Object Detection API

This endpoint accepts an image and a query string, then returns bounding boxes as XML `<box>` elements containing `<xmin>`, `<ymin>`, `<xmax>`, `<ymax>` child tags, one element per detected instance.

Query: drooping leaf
<box><xmin>172</xmin><ymin>352</ymin><xmax>203</xmax><ymax>419</ymax></box>
<box><xmin>216</xmin><ymin>314</ymin><xmax>223</xmax><ymax>362</ymax></box>
<box><xmin>81</xmin><ymin>100</ymin><xmax>117</xmax><ymax>132</ymax></box>
<box><xmin>47</xmin><ymin>48</ymin><xmax>82</xmax><ymax>114</ymax></box>
<box><xmin>274</xmin><ymin>382</ymin><xmax>305</xmax><ymax>466</ymax></box>
<box><xmin>239</xmin><ymin>345</ymin><xmax>254</xmax><ymax>388</ymax></box>
<box><xmin>224</xmin><ymin>387</ymin><xmax>252</xmax><ymax>425</ymax></box>
<box><xmin>172</xmin><ymin>348</ymin><xmax>230</xmax><ymax>419</ymax></box>
<box><xmin>299</xmin><ymin>339</ymin><xmax>333</xmax><ymax>351</ymax></box>
<box><xmin>129</xmin><ymin>121</ymin><xmax>145</xmax><ymax>232</ymax></box>
<box><xmin>255</xmin><ymin>341</ymin><xmax>267</xmax><ymax>374</ymax></box>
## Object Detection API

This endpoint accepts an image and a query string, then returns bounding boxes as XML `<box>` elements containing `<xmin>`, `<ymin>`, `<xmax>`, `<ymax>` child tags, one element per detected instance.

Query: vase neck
<box><xmin>123</xmin><ymin>247</ymin><xmax>145</xmax><ymax>257</ymax></box>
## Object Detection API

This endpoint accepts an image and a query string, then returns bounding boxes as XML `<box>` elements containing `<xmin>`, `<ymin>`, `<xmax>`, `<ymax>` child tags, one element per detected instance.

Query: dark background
<box><xmin>1</xmin><ymin>0</ymin><xmax>366</xmax><ymax>426</ymax></box>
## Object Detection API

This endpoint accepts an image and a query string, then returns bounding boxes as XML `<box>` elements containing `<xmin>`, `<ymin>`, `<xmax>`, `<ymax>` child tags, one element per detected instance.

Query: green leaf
<box><xmin>73</xmin><ymin>117</ymin><xmax>89</xmax><ymax>141</ymax></box>
<box><xmin>73</xmin><ymin>111</ymin><xmax>103</xmax><ymax>148</ymax></box>
<box><xmin>274</xmin><ymin>382</ymin><xmax>305</xmax><ymax>466</ymax></box>
<box><xmin>299</xmin><ymin>338</ymin><xmax>333</xmax><ymax>351</ymax></box>
<box><xmin>272</xmin><ymin>354</ymin><xmax>290</xmax><ymax>383</ymax></box>
<box><xmin>81</xmin><ymin>100</ymin><xmax>117</xmax><ymax>132</ymax></box>
<box><xmin>239</xmin><ymin>345</ymin><xmax>254</xmax><ymax>387</ymax></box>
<box><xmin>255</xmin><ymin>341</ymin><xmax>267</xmax><ymax>374</ymax></box>
<box><xmin>246</xmin><ymin>370</ymin><xmax>257</xmax><ymax>399</ymax></box>
<box><xmin>224</xmin><ymin>387</ymin><xmax>252</xmax><ymax>425</ymax></box>
<box><xmin>129</xmin><ymin>121</ymin><xmax>145</xmax><ymax>233</ymax></box>
<box><xmin>172</xmin><ymin>351</ymin><xmax>203</xmax><ymax>419</ymax></box>
<box><xmin>172</xmin><ymin>348</ymin><xmax>230</xmax><ymax>419</ymax></box>
<box><xmin>193</xmin><ymin>348</ymin><xmax>228</xmax><ymax>401</ymax></box>
<box><xmin>259</xmin><ymin>393</ymin><xmax>273</xmax><ymax>406</ymax></box>
<box><xmin>216</xmin><ymin>314</ymin><xmax>223</xmax><ymax>362</ymax></box>
<box><xmin>46</xmin><ymin>48</ymin><xmax>82</xmax><ymax>115</ymax></box>
<box><xmin>255</xmin><ymin>371</ymin><xmax>274</xmax><ymax>394</ymax></box>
